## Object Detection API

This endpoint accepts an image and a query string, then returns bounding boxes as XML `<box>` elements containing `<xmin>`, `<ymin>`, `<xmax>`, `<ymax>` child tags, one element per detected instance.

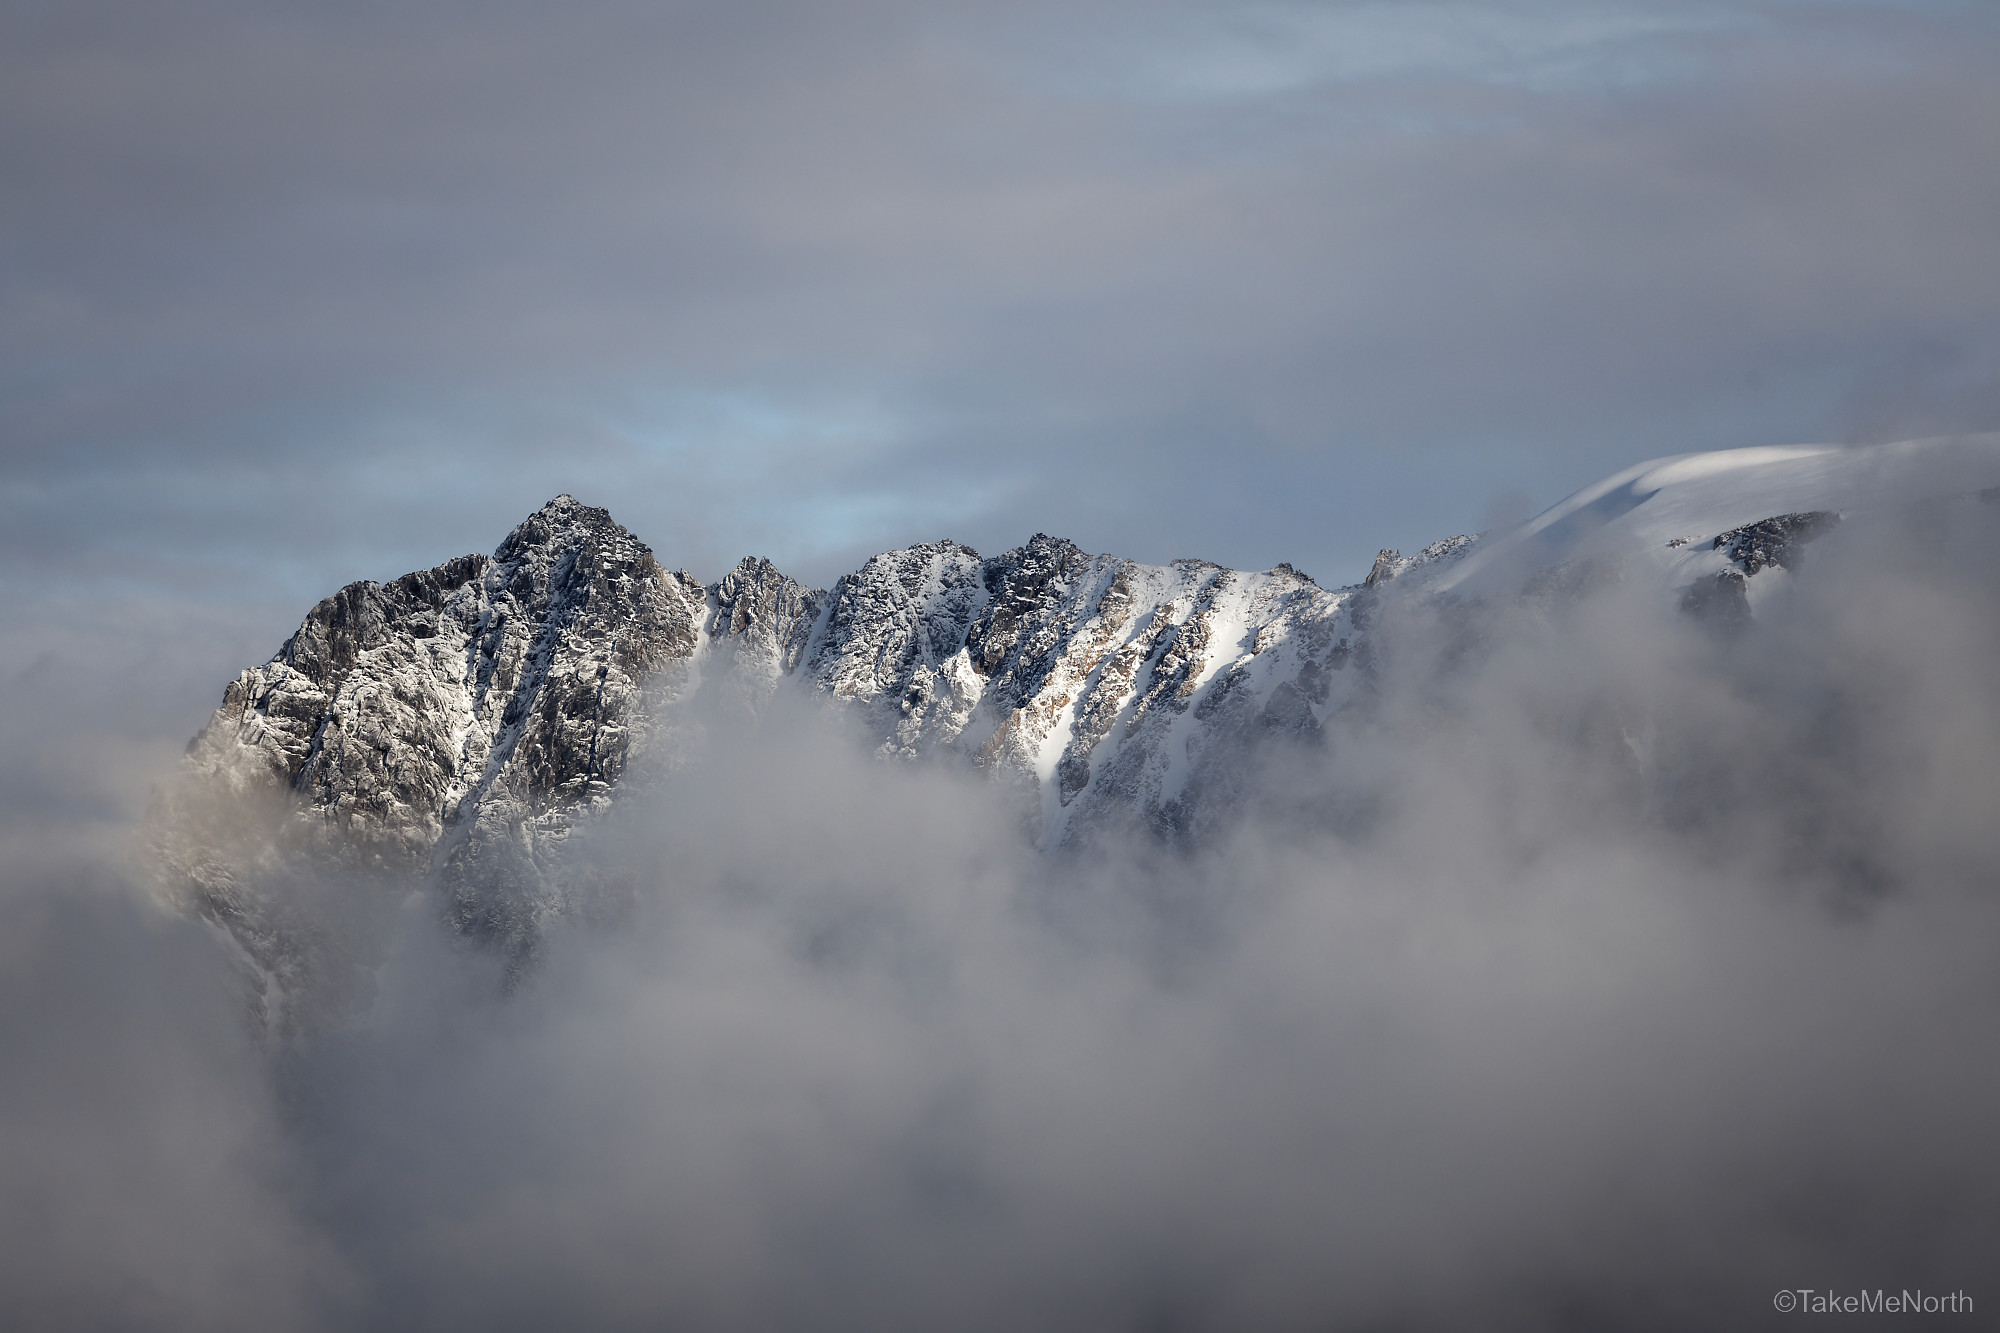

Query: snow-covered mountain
<box><xmin>159</xmin><ymin>435</ymin><xmax>2000</xmax><ymax>1009</ymax></box>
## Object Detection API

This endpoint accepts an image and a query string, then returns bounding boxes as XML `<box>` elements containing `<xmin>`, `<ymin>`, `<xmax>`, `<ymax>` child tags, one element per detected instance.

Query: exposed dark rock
<box><xmin>165</xmin><ymin>500</ymin><xmax>1480</xmax><ymax>1016</ymax></box>
<box><xmin>1681</xmin><ymin>569</ymin><xmax>1751</xmax><ymax>630</ymax></box>
<box><xmin>1677</xmin><ymin>511</ymin><xmax>1840</xmax><ymax>632</ymax></box>
<box><xmin>1710</xmin><ymin>511</ymin><xmax>1841</xmax><ymax>574</ymax></box>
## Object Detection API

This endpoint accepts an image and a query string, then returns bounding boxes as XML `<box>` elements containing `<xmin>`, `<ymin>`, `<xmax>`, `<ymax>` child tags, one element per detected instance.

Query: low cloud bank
<box><xmin>6</xmin><ymin>502</ymin><xmax>2000</xmax><ymax>1331</ymax></box>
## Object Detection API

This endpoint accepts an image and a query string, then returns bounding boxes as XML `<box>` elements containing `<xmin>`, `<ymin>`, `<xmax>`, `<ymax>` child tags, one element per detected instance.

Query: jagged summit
<box><xmin>162</xmin><ymin>438</ymin><xmax>2000</xmax><ymax>1020</ymax></box>
<box><xmin>497</xmin><ymin>493</ymin><xmax>629</xmax><ymax>554</ymax></box>
<box><xmin>173</xmin><ymin>493</ymin><xmax>706</xmax><ymax>988</ymax></box>
<box><xmin>170</xmin><ymin>499</ymin><xmax>1393</xmax><ymax>1002</ymax></box>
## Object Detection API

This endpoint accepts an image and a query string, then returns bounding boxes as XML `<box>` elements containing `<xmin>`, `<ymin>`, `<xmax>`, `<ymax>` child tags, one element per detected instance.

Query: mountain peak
<box><xmin>494</xmin><ymin>495</ymin><xmax>646</xmax><ymax>568</ymax></box>
<box><xmin>525</xmin><ymin>492</ymin><xmax>615</xmax><ymax>527</ymax></box>
<box><xmin>165</xmin><ymin>437</ymin><xmax>2000</xmax><ymax>1018</ymax></box>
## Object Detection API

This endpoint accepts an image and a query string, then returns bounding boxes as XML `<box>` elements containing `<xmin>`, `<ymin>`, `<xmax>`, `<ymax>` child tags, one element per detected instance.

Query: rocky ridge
<box><xmin>171</xmin><ymin>443</ymin><xmax>1985</xmax><ymax>1014</ymax></box>
<box><xmin>168</xmin><ymin>498</ymin><xmax>1423</xmax><ymax>1001</ymax></box>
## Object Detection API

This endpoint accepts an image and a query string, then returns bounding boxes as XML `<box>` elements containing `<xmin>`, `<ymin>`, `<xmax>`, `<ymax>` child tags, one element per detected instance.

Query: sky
<box><xmin>0</xmin><ymin>0</ymin><xmax>1990</xmax><ymax>880</ymax></box>
<box><xmin>5</xmin><ymin>7</ymin><xmax>2000</xmax><ymax>1321</ymax></box>
<box><xmin>4</xmin><ymin>0</ymin><xmax>2000</xmax><ymax>813</ymax></box>
<box><xmin>6</xmin><ymin>2</ymin><xmax>2000</xmax><ymax>612</ymax></box>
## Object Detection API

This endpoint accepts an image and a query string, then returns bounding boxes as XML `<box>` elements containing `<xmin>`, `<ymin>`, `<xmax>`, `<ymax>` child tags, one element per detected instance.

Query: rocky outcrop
<box><xmin>783</xmin><ymin>535</ymin><xmax>1370</xmax><ymax>845</ymax></box>
<box><xmin>168</xmin><ymin>498</ymin><xmax>1457</xmax><ymax>1005</ymax></box>
<box><xmin>156</xmin><ymin>433</ymin><xmax>2000</xmax><ymax>1025</ymax></box>
<box><xmin>803</xmin><ymin>539</ymin><xmax>988</xmax><ymax>755</ymax></box>
<box><xmin>707</xmin><ymin>556</ymin><xmax>825</xmax><ymax>700</ymax></box>
<box><xmin>174</xmin><ymin>497</ymin><xmax>710</xmax><ymax>983</ymax></box>
<box><xmin>1680</xmin><ymin>510</ymin><xmax>1842</xmax><ymax>626</ymax></box>
<box><xmin>1713</xmin><ymin>511</ymin><xmax>1841</xmax><ymax>575</ymax></box>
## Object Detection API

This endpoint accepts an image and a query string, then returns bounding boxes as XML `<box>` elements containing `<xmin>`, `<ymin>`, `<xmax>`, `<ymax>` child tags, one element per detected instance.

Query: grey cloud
<box><xmin>0</xmin><ymin>876</ymin><xmax>351</xmax><ymax>1331</ymax></box>
<box><xmin>6</xmin><ymin>1</ymin><xmax>2000</xmax><ymax>612</ymax></box>
<box><xmin>6</xmin><ymin>10</ymin><xmax>2000</xmax><ymax>1313</ymax></box>
<box><xmin>7</xmin><ymin>497</ymin><xmax>1997</xmax><ymax>1330</ymax></box>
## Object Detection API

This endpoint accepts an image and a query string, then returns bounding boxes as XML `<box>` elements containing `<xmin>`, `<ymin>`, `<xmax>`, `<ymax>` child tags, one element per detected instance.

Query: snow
<box><xmin>1437</xmin><ymin>434</ymin><xmax>2000</xmax><ymax>596</ymax></box>
<box><xmin>164</xmin><ymin>434</ymin><xmax>2000</xmax><ymax>983</ymax></box>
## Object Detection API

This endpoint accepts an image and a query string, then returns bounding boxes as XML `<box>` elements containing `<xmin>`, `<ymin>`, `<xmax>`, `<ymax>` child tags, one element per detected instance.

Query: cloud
<box><xmin>6</xmin><ymin>4</ymin><xmax>2000</xmax><ymax>1316</ymax></box>
<box><xmin>6</xmin><ymin>493</ymin><xmax>1996</xmax><ymax>1330</ymax></box>
<box><xmin>4</xmin><ymin>0</ymin><xmax>2000</xmax><ymax>621</ymax></box>
<box><xmin>0</xmin><ymin>875</ymin><xmax>351</xmax><ymax>1331</ymax></box>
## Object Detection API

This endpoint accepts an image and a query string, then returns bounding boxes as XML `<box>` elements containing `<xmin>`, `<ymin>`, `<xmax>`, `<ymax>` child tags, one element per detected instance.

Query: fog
<box><xmin>3</xmin><ymin>500</ymin><xmax>1996</xmax><ymax>1330</ymax></box>
<box><xmin>7</xmin><ymin>0</ymin><xmax>1999</xmax><ymax>1321</ymax></box>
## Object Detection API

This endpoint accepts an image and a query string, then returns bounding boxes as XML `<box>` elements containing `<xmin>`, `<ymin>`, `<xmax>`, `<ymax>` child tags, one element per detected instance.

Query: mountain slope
<box><xmin>161</xmin><ymin>435</ymin><xmax>2000</xmax><ymax>1013</ymax></box>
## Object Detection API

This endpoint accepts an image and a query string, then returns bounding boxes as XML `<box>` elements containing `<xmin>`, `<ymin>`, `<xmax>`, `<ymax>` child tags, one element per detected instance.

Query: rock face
<box><xmin>1713</xmin><ymin>511</ymin><xmax>1842</xmax><ymax>575</ymax></box>
<box><xmin>782</xmin><ymin>533</ymin><xmax>1368</xmax><ymax>843</ymax></box>
<box><xmin>186</xmin><ymin>499</ymin><xmax>705</xmax><ymax>864</ymax></box>
<box><xmin>181</xmin><ymin>506</ymin><xmax>1397</xmax><ymax>859</ymax></box>
<box><xmin>164</xmin><ymin>439</ymin><xmax>2000</xmax><ymax>1016</ymax></box>
<box><xmin>1680</xmin><ymin>511</ymin><xmax>1842</xmax><ymax>625</ymax></box>
<box><xmin>170</xmin><ymin>498</ymin><xmax>1425</xmax><ymax>1001</ymax></box>
<box><xmin>176</xmin><ymin>498</ymin><xmax>710</xmax><ymax>984</ymax></box>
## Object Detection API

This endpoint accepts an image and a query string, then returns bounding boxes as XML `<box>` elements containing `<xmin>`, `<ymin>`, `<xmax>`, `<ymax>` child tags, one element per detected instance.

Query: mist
<box><xmin>3</xmin><ymin>497</ymin><xmax>1996</xmax><ymax>1331</ymax></box>
<box><xmin>8</xmin><ymin>1</ymin><xmax>1999</xmax><ymax>1323</ymax></box>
